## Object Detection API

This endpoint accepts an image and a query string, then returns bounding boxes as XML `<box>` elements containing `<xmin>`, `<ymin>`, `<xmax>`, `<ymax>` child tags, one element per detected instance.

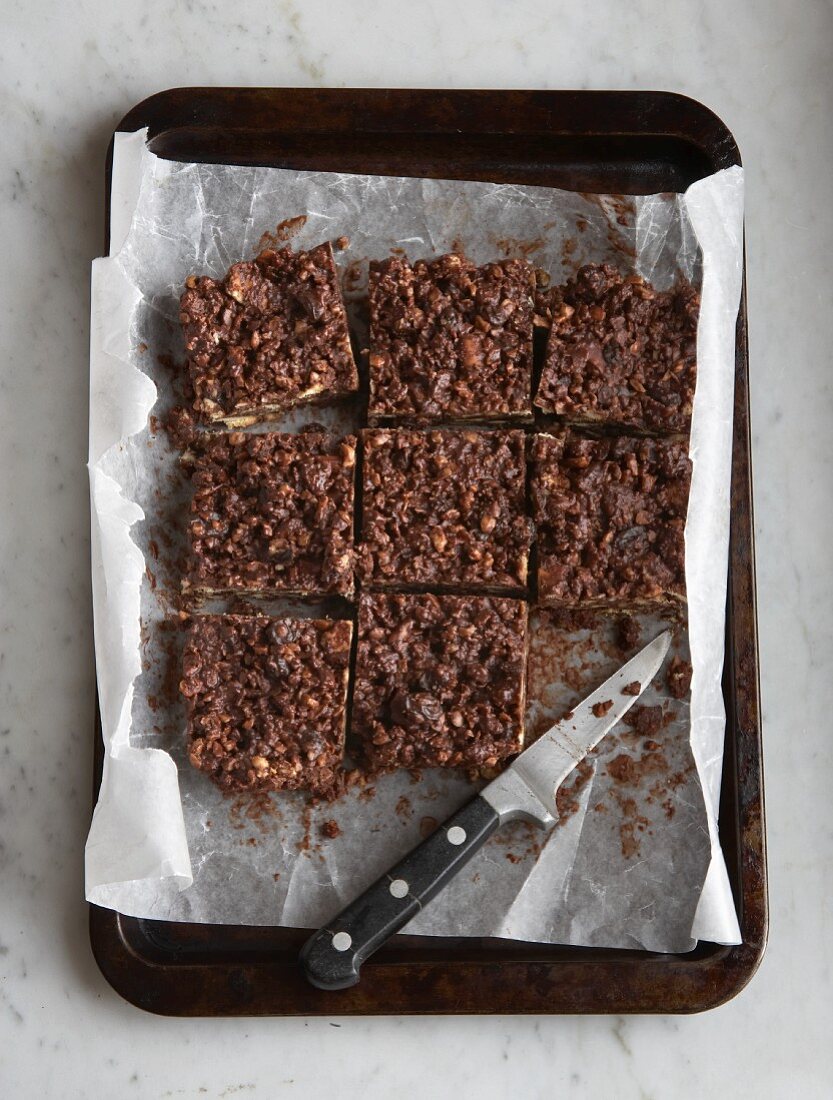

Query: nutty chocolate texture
<box><xmin>352</xmin><ymin>593</ymin><xmax>528</xmax><ymax>771</ymax></box>
<box><xmin>531</xmin><ymin>431</ymin><xmax>691</xmax><ymax>608</ymax></box>
<box><xmin>535</xmin><ymin>264</ymin><xmax>699</xmax><ymax>433</ymax></box>
<box><xmin>368</xmin><ymin>253</ymin><xmax>534</xmax><ymax>422</ymax></box>
<box><xmin>184</xmin><ymin>431</ymin><xmax>355</xmax><ymax>598</ymax></box>
<box><xmin>359</xmin><ymin>428</ymin><xmax>532</xmax><ymax>592</ymax></box>
<box><xmin>181</xmin><ymin>614</ymin><xmax>352</xmax><ymax>796</ymax></box>
<box><xmin>179</xmin><ymin>242</ymin><xmax>358</xmax><ymax>427</ymax></box>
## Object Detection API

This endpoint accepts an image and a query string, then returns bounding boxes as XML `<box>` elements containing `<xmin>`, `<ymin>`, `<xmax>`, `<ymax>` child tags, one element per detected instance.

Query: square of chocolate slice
<box><xmin>179</xmin><ymin>242</ymin><xmax>358</xmax><ymax>427</ymax></box>
<box><xmin>534</xmin><ymin>264</ymin><xmax>699</xmax><ymax>434</ymax></box>
<box><xmin>183</xmin><ymin>431</ymin><xmax>356</xmax><ymax>598</ymax></box>
<box><xmin>359</xmin><ymin>428</ymin><xmax>533</xmax><ymax>593</ymax></box>
<box><xmin>352</xmin><ymin>592</ymin><xmax>528</xmax><ymax>771</ymax></box>
<box><xmin>367</xmin><ymin>253</ymin><xmax>535</xmax><ymax>423</ymax></box>
<box><xmin>531</xmin><ymin>431</ymin><xmax>691</xmax><ymax>609</ymax></box>
<box><xmin>181</xmin><ymin>614</ymin><xmax>352</xmax><ymax>796</ymax></box>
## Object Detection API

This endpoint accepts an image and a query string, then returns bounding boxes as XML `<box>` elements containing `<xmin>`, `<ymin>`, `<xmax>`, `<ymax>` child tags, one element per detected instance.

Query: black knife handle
<box><xmin>299</xmin><ymin>795</ymin><xmax>500</xmax><ymax>990</ymax></box>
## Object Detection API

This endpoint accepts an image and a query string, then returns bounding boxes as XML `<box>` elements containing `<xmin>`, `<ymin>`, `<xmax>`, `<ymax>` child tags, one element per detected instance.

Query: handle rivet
<box><xmin>389</xmin><ymin>878</ymin><xmax>409</xmax><ymax>898</ymax></box>
<box><xmin>332</xmin><ymin>931</ymin><xmax>352</xmax><ymax>951</ymax></box>
<box><xmin>447</xmin><ymin>826</ymin><xmax>466</xmax><ymax>846</ymax></box>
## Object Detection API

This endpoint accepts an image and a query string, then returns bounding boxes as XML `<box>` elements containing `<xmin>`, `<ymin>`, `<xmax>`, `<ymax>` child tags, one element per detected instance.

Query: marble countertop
<box><xmin>1</xmin><ymin>1</ymin><xmax>831</xmax><ymax>1096</ymax></box>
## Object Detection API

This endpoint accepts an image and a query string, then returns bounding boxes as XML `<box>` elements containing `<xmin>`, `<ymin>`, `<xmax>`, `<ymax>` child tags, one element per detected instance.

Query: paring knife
<box><xmin>300</xmin><ymin>629</ymin><xmax>672</xmax><ymax>990</ymax></box>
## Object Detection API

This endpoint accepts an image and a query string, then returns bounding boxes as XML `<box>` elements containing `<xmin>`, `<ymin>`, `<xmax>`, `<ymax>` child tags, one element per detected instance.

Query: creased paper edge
<box><xmin>85</xmin><ymin>130</ymin><xmax>192</xmax><ymax>901</ymax></box>
<box><xmin>684</xmin><ymin>165</ymin><xmax>744</xmax><ymax>945</ymax></box>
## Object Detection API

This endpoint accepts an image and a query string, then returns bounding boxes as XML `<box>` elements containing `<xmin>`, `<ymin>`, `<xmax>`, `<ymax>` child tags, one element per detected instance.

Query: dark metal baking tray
<box><xmin>89</xmin><ymin>88</ymin><xmax>766</xmax><ymax>1015</ymax></box>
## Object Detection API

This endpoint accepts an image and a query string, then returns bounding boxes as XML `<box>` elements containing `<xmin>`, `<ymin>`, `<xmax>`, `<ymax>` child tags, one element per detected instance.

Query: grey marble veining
<box><xmin>1</xmin><ymin>1</ymin><xmax>831</xmax><ymax>1097</ymax></box>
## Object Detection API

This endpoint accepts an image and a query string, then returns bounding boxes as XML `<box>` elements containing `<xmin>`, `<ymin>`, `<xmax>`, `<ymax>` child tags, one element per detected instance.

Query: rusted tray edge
<box><xmin>89</xmin><ymin>88</ymin><xmax>766</xmax><ymax>1016</ymax></box>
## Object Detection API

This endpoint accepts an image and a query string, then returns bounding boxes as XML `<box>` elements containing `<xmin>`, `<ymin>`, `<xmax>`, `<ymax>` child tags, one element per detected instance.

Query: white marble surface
<box><xmin>1</xmin><ymin>1</ymin><xmax>831</xmax><ymax>1096</ymax></box>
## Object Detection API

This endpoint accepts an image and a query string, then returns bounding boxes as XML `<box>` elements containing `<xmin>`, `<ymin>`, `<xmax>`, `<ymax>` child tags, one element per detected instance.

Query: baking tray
<box><xmin>89</xmin><ymin>88</ymin><xmax>766</xmax><ymax>1015</ymax></box>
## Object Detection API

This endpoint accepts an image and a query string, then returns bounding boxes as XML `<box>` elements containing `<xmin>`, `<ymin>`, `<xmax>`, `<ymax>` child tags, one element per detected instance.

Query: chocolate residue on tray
<box><xmin>321</xmin><ymin>819</ymin><xmax>341</xmax><ymax>840</ymax></box>
<box><xmin>493</xmin><ymin>235</ymin><xmax>546</xmax><ymax>259</ymax></box>
<box><xmin>395</xmin><ymin>795</ymin><xmax>413</xmax><ymax>818</ymax></box>
<box><xmin>419</xmin><ymin>816</ymin><xmax>438</xmax><ymax>838</ymax></box>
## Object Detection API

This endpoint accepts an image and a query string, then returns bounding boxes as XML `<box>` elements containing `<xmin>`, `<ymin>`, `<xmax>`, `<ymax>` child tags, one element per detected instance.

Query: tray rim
<box><xmin>89</xmin><ymin>86</ymin><xmax>766</xmax><ymax>1017</ymax></box>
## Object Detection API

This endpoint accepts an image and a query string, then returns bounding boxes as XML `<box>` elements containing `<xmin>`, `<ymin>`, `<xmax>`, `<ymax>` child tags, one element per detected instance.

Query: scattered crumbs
<box><xmin>334</xmin><ymin>235</ymin><xmax>349</xmax><ymax>251</ymax></box>
<box><xmin>358</xmin><ymin>785</ymin><xmax>376</xmax><ymax>803</ymax></box>
<box><xmin>148</xmin><ymin>414</ymin><xmax>160</xmax><ymax>434</ymax></box>
<box><xmin>137</xmin><ymin>341</ymin><xmax>148</xmax><ymax>353</ymax></box>
<box><xmin>321</xmin><ymin>819</ymin><xmax>341</xmax><ymax>840</ymax></box>
<box><xmin>257</xmin><ymin>214</ymin><xmax>308</xmax><ymax>251</ymax></box>
<box><xmin>622</xmin><ymin>680</ymin><xmax>641</xmax><ymax>696</ymax></box>
<box><xmin>576</xmin><ymin>217</ymin><xmax>588</xmax><ymax>233</ymax></box>
<box><xmin>593</xmin><ymin>801</ymin><xmax>607</xmax><ymax>814</ymax></box>
<box><xmin>592</xmin><ymin>699</ymin><xmax>613</xmax><ymax>718</ymax></box>
<box><xmin>662</xmin><ymin>799</ymin><xmax>676</xmax><ymax>820</ymax></box>
<box><xmin>145</xmin><ymin>565</ymin><xmax>157</xmax><ymax>591</ymax></box>
<box><xmin>506</xmin><ymin>852</ymin><xmax>523</xmax><ymax>864</ymax></box>
<box><xmin>562</xmin><ymin>709</ymin><xmax>575</xmax><ymax>722</ymax></box>
<box><xmin>615</xmin><ymin>795</ymin><xmax>650</xmax><ymax>859</ymax></box>
<box><xmin>419</xmin><ymin>816</ymin><xmax>438</xmax><ymax>838</ymax></box>
<box><xmin>273</xmin><ymin>872</ymin><xmax>281</xmax><ymax>881</ymax></box>
<box><xmin>147</xmin><ymin>539</ymin><xmax>159</xmax><ymax>560</ymax></box>
<box><xmin>616</xmin><ymin>615</ymin><xmax>641</xmax><ymax>651</ymax></box>
<box><xmin>246</xmin><ymin>836</ymin><xmax>257</xmax><ymax>847</ymax></box>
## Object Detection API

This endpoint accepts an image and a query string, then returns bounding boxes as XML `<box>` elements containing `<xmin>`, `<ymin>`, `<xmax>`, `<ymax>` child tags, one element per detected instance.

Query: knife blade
<box><xmin>300</xmin><ymin>628</ymin><xmax>672</xmax><ymax>990</ymax></box>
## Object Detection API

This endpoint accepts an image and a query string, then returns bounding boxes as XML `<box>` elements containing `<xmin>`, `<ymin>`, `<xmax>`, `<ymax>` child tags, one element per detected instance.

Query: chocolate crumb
<box><xmin>592</xmin><ymin>699</ymin><xmax>613</xmax><ymax>718</ymax></box>
<box><xmin>321</xmin><ymin>819</ymin><xmax>341</xmax><ymax>840</ymax></box>
<box><xmin>667</xmin><ymin>655</ymin><xmax>693</xmax><ymax>699</ymax></box>
<box><xmin>623</xmin><ymin>704</ymin><xmax>663</xmax><ymax>736</ymax></box>
<box><xmin>621</xmin><ymin>680</ymin><xmax>641</xmax><ymax>696</ymax></box>
<box><xmin>606</xmin><ymin>753</ymin><xmax>639</xmax><ymax>785</ymax></box>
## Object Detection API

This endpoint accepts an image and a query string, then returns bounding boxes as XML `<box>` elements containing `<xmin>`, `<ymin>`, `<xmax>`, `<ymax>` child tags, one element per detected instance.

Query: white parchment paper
<box><xmin>85</xmin><ymin>129</ymin><xmax>744</xmax><ymax>949</ymax></box>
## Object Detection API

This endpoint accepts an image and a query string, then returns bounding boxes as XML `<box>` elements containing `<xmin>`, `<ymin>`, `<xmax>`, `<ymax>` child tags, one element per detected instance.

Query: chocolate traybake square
<box><xmin>367</xmin><ymin>253</ymin><xmax>535</xmax><ymax>423</ymax></box>
<box><xmin>359</xmin><ymin>427</ymin><xmax>533</xmax><ymax>593</ymax></box>
<box><xmin>181</xmin><ymin>614</ymin><xmax>353</xmax><ymax>796</ymax></box>
<box><xmin>534</xmin><ymin>264</ymin><xmax>699</xmax><ymax>434</ymax></box>
<box><xmin>352</xmin><ymin>592</ymin><xmax>528</xmax><ymax>771</ymax></box>
<box><xmin>531</xmin><ymin>431</ymin><xmax>691</xmax><ymax>609</ymax></box>
<box><xmin>182</xmin><ymin>431</ymin><xmax>356</xmax><ymax>599</ymax></box>
<box><xmin>179</xmin><ymin>242</ymin><xmax>358</xmax><ymax>427</ymax></box>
